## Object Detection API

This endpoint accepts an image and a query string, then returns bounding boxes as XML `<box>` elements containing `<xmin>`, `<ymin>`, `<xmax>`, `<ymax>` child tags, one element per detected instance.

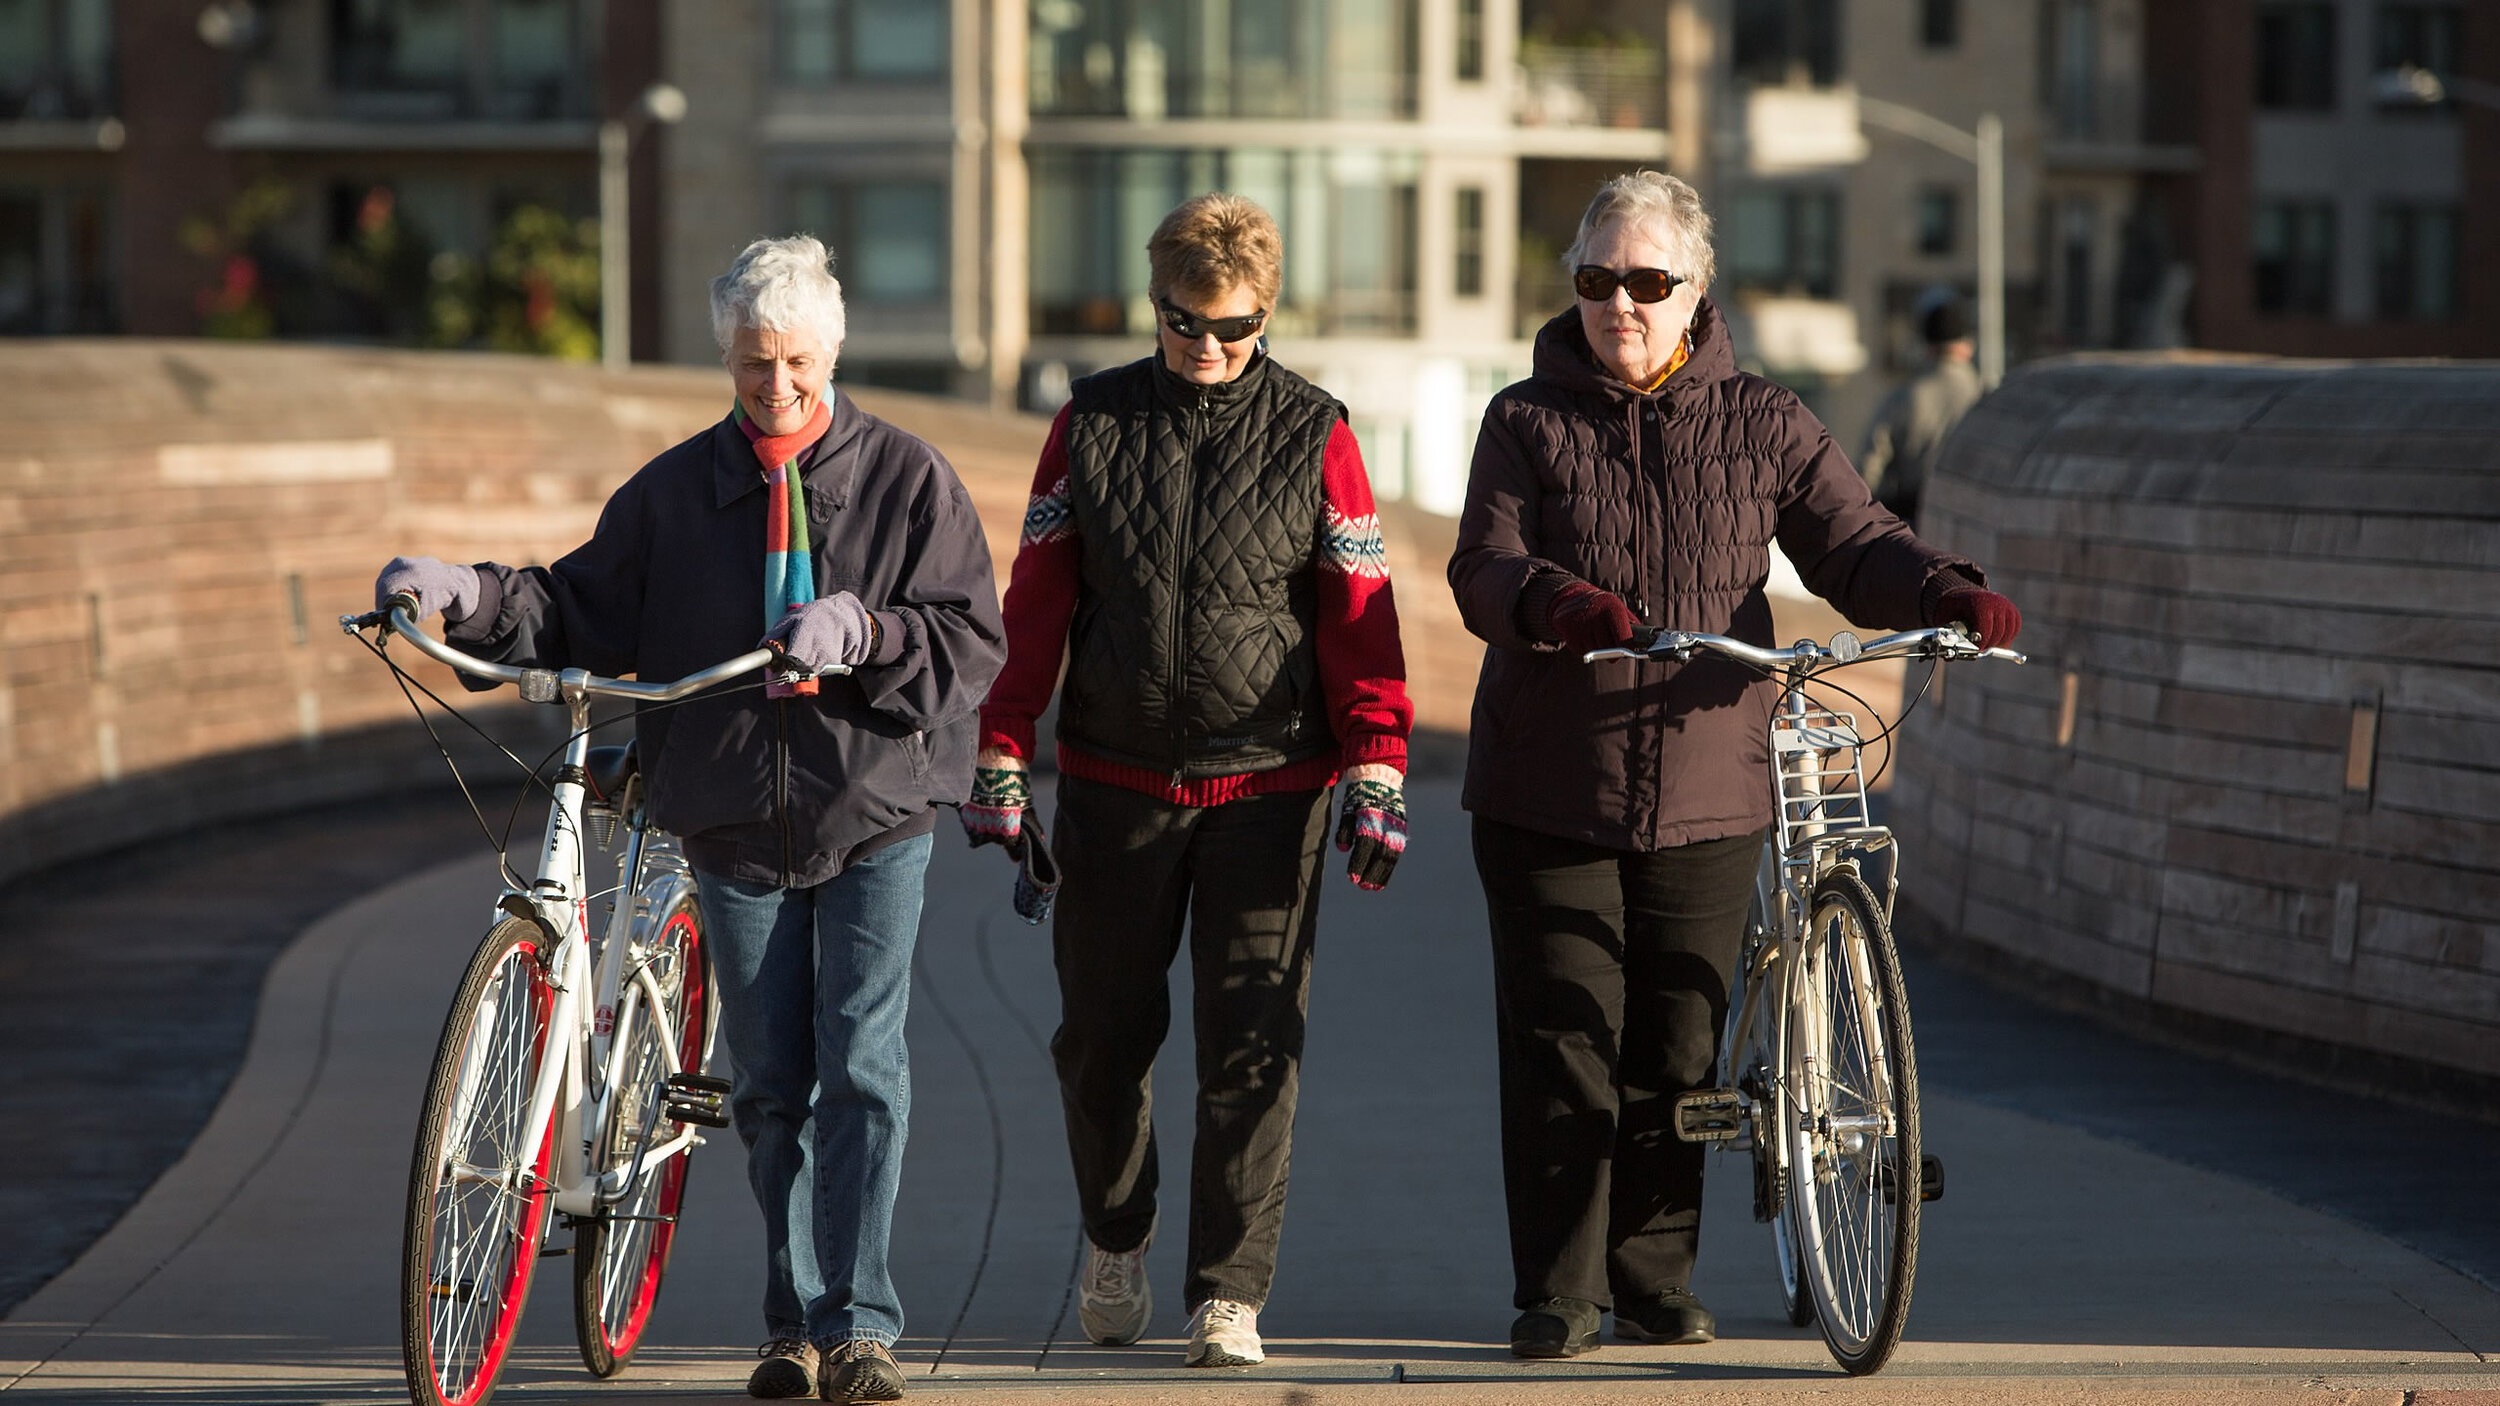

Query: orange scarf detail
<box><xmin>1638</xmin><ymin>334</ymin><xmax>1693</xmax><ymax>393</ymax></box>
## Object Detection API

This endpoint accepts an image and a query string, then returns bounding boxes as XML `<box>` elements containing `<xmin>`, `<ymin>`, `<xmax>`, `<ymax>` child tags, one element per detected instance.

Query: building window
<box><xmin>2253</xmin><ymin>200</ymin><xmax>2336</xmax><ymax>316</ymax></box>
<box><xmin>0</xmin><ymin>182</ymin><xmax>113</xmax><ymax>333</ymax></box>
<box><xmin>2375</xmin><ymin>3</ymin><xmax>2460</xmax><ymax>108</ymax></box>
<box><xmin>1727</xmin><ymin>186</ymin><xmax>1840</xmax><ymax>299</ymax></box>
<box><xmin>331</xmin><ymin>0</ymin><xmax>592</xmax><ymax>120</ymax></box>
<box><xmin>1732</xmin><ymin>0</ymin><xmax>1840</xmax><ymax>87</ymax></box>
<box><xmin>1454</xmin><ymin>185</ymin><xmax>1485</xmax><ymax>297</ymax></box>
<box><xmin>779</xmin><ymin>0</ymin><xmax>947</xmax><ymax>82</ymax></box>
<box><xmin>1921</xmin><ymin>0</ymin><xmax>1959</xmax><ymax>48</ymax></box>
<box><xmin>1029</xmin><ymin>146</ymin><xmax>1419</xmax><ymax>336</ymax></box>
<box><xmin>788</xmin><ymin>180</ymin><xmax>947</xmax><ymax>304</ymax></box>
<box><xmin>0</xmin><ymin>0</ymin><xmax>114</xmax><ymax>119</ymax></box>
<box><xmin>1030</xmin><ymin>0</ymin><xmax>1418</xmax><ymax>120</ymax></box>
<box><xmin>1915</xmin><ymin>188</ymin><xmax>1956</xmax><ymax>256</ymax></box>
<box><xmin>2038</xmin><ymin>0</ymin><xmax>2101</xmax><ymax>138</ymax></box>
<box><xmin>1455</xmin><ymin>0</ymin><xmax>1485</xmax><ymax>80</ymax></box>
<box><xmin>2375</xmin><ymin>203</ymin><xmax>2457</xmax><ymax>319</ymax></box>
<box><xmin>2255</xmin><ymin>3</ymin><xmax>2337</xmax><ymax>110</ymax></box>
<box><xmin>2058</xmin><ymin>197</ymin><xmax>2096</xmax><ymax>342</ymax></box>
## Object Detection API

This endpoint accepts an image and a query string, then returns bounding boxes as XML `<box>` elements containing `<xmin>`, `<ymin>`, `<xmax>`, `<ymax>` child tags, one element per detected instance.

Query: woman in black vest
<box><xmin>966</xmin><ymin>193</ymin><xmax>1415</xmax><ymax>1369</ymax></box>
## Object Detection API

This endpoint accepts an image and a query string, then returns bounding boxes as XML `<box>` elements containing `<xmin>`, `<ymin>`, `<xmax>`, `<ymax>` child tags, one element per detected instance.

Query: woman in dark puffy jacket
<box><xmin>1447</xmin><ymin>171</ymin><xmax>2021</xmax><ymax>1358</ymax></box>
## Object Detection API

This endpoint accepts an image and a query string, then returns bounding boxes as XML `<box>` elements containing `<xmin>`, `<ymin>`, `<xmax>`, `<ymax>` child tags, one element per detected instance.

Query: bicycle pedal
<box><xmin>1672</xmin><ymin>1088</ymin><xmax>1745</xmax><ymax>1143</ymax></box>
<box><xmin>1921</xmin><ymin>1154</ymin><xmax>1945</xmax><ymax>1202</ymax></box>
<box><xmin>663</xmin><ymin>1071</ymin><xmax>733</xmax><ymax>1128</ymax></box>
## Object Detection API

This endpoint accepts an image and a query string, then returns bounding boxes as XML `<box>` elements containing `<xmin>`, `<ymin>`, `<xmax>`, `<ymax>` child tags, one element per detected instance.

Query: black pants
<box><xmin>1473</xmin><ymin>816</ymin><xmax>1765</xmax><ymax>1310</ymax></box>
<box><xmin>1048</xmin><ymin>774</ymin><xmax>1330</xmax><ymax>1311</ymax></box>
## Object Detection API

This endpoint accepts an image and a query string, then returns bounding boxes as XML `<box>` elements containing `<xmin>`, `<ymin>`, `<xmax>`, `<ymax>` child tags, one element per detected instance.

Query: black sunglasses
<box><xmin>1573</xmin><ymin>265</ymin><xmax>1686</xmax><ymax>304</ymax></box>
<box><xmin>1156</xmin><ymin>296</ymin><xmax>1268</xmax><ymax>344</ymax></box>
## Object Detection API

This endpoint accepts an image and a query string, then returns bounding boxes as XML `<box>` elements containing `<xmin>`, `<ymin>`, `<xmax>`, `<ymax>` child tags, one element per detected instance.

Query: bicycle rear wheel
<box><xmin>1783</xmin><ymin>870</ymin><xmax>1921</xmax><ymax>1374</ymax></box>
<box><xmin>403</xmin><ymin>916</ymin><xmax>560</xmax><ymax>1406</ymax></box>
<box><xmin>572</xmin><ymin>889</ymin><xmax>712</xmax><ymax>1376</ymax></box>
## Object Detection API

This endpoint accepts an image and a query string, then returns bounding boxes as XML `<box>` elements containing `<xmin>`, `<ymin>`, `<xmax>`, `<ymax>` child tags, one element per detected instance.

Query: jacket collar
<box><xmin>1532</xmin><ymin>295</ymin><xmax>1738</xmax><ymax>404</ymax></box>
<box><xmin>710</xmin><ymin>389</ymin><xmax>866</xmax><ymax>513</ymax></box>
<box><xmin>1150</xmin><ymin>345</ymin><xmax>1273</xmax><ymax>422</ymax></box>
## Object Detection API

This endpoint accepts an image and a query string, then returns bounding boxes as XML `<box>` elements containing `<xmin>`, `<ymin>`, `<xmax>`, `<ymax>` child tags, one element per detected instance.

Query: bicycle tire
<box><xmin>572</xmin><ymin>888</ymin><xmax>712</xmax><ymax>1376</ymax></box>
<box><xmin>1783</xmin><ymin>869</ymin><xmax>1921</xmax><ymax>1375</ymax></box>
<box><xmin>402</xmin><ymin>916</ymin><xmax>561</xmax><ymax>1406</ymax></box>
<box><xmin>1728</xmin><ymin>871</ymin><xmax>1813</xmax><ymax>1329</ymax></box>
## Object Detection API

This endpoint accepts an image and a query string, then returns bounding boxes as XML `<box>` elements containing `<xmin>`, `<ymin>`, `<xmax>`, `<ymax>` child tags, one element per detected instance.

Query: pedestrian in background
<box><xmin>1859</xmin><ymin>295</ymin><xmax>1983</xmax><ymax>527</ymax></box>
<box><xmin>965</xmin><ymin>192</ymin><xmax>1414</xmax><ymax>1370</ymax></box>
<box><xmin>1447</xmin><ymin>171</ymin><xmax>2020</xmax><ymax>1361</ymax></box>
<box><xmin>376</xmin><ymin>235</ymin><xmax>1005</xmax><ymax>1403</ymax></box>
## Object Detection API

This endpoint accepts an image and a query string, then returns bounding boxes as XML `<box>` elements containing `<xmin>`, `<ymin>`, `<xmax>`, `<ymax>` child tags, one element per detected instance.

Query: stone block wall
<box><xmin>1892</xmin><ymin>355</ymin><xmax>2500</xmax><ymax>1084</ymax></box>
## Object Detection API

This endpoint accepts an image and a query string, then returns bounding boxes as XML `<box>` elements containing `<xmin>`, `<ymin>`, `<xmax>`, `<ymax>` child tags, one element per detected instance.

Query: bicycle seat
<box><xmin>585</xmin><ymin>740</ymin><xmax>640</xmax><ymax>803</ymax></box>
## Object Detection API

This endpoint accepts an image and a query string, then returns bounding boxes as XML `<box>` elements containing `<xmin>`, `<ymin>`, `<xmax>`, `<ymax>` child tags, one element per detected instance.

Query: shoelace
<box><xmin>757</xmin><ymin>1337</ymin><xmax>809</xmax><ymax>1361</ymax></box>
<box><xmin>825</xmin><ymin>1340</ymin><xmax>891</xmax><ymax>1365</ymax></box>
<box><xmin>1197</xmin><ymin>1300</ymin><xmax>1251</xmax><ymax>1330</ymax></box>
<box><xmin>1086</xmin><ymin>1245</ymin><xmax>1142</xmax><ymax>1298</ymax></box>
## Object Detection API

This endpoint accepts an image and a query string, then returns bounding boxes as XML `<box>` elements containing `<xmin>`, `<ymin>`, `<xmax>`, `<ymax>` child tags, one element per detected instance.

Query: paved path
<box><xmin>5</xmin><ymin>778</ymin><xmax>2498</xmax><ymax>1403</ymax></box>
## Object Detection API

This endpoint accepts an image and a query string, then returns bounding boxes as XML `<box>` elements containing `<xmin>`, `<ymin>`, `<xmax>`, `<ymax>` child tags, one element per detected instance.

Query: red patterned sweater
<box><xmin>978</xmin><ymin>401</ymin><xmax>1413</xmax><ymax>805</ymax></box>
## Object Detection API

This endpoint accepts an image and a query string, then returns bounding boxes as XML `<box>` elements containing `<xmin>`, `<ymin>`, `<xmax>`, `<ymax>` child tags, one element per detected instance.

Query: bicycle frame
<box><xmin>350</xmin><ymin>600</ymin><xmax>808</xmax><ymax>1218</ymax></box>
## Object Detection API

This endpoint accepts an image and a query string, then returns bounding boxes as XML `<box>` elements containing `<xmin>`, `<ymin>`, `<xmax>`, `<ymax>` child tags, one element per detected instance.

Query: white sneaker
<box><xmin>1183</xmin><ymin>1299</ymin><xmax>1264</xmax><ymax>1367</ymax></box>
<box><xmin>1078</xmin><ymin>1238</ymin><xmax>1152</xmax><ymax>1346</ymax></box>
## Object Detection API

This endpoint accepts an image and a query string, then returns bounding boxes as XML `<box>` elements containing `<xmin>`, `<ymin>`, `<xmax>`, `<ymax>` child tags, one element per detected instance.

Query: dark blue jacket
<box><xmin>451</xmin><ymin>392</ymin><xmax>1005</xmax><ymax>886</ymax></box>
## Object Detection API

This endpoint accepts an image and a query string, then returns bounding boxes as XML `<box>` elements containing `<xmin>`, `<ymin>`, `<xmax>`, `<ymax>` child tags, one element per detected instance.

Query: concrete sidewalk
<box><xmin>5</xmin><ymin>778</ymin><xmax>2497</xmax><ymax>1403</ymax></box>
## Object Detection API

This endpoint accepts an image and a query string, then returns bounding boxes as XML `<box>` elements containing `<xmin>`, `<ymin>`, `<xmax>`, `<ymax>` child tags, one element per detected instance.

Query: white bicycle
<box><xmin>1585</xmin><ymin>623</ymin><xmax>2022</xmax><ymax>1375</ymax></box>
<box><xmin>344</xmin><ymin>593</ymin><xmax>834</xmax><ymax>1406</ymax></box>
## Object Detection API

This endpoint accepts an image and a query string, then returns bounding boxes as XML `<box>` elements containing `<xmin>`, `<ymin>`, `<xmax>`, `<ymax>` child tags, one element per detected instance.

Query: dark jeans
<box><xmin>695</xmin><ymin>832</ymin><xmax>931</xmax><ymax>1348</ymax></box>
<box><xmin>1472</xmin><ymin>816</ymin><xmax>1765</xmax><ymax>1310</ymax></box>
<box><xmin>1048</xmin><ymin>774</ymin><xmax>1330</xmax><ymax>1312</ymax></box>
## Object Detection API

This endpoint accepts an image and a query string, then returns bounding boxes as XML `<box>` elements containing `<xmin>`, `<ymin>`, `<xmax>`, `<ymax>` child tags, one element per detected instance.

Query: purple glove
<box><xmin>763</xmin><ymin>592</ymin><xmax>876</xmax><ymax>673</ymax></box>
<box><xmin>375</xmin><ymin>556</ymin><xmax>481</xmax><ymax>625</ymax></box>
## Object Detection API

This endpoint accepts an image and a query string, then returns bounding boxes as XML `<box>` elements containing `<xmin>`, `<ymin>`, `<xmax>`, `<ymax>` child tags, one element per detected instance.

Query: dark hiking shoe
<box><xmin>1510</xmin><ymin>1297</ymin><xmax>1601</xmax><ymax>1358</ymax></box>
<box><xmin>818</xmin><ymin>1339</ymin><xmax>905</xmax><ymax>1402</ymax></box>
<box><xmin>1614</xmin><ymin>1287</ymin><xmax>1717</xmax><ymax>1345</ymax></box>
<box><xmin>748</xmin><ymin>1338</ymin><xmax>817</xmax><ymax>1398</ymax></box>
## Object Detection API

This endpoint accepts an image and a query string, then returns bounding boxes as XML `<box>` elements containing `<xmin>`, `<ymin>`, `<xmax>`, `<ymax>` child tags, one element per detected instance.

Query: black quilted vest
<box><xmin>1057</xmin><ymin>353</ymin><xmax>1343</xmax><ymax>779</ymax></box>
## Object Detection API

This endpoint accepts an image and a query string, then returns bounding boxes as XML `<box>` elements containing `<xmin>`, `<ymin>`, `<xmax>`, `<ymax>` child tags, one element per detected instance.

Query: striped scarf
<box><xmin>733</xmin><ymin>395</ymin><xmax>833</xmax><ymax>630</ymax></box>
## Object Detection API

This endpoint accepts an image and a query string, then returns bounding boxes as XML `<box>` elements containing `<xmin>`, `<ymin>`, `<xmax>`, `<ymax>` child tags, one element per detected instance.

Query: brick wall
<box><xmin>1891</xmin><ymin>355</ymin><xmax>2500</xmax><ymax>1088</ymax></box>
<box><xmin>0</xmin><ymin>341</ymin><xmax>1480</xmax><ymax>887</ymax></box>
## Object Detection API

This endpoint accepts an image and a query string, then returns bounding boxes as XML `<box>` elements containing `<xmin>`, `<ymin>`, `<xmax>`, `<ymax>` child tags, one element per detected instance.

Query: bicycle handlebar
<box><xmin>1582</xmin><ymin>624</ymin><xmax>2026</xmax><ymax>672</ymax></box>
<box><xmin>341</xmin><ymin>592</ymin><xmax>844</xmax><ymax>702</ymax></box>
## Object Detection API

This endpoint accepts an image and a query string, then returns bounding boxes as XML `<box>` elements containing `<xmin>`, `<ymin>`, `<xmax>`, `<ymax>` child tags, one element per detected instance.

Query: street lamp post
<box><xmin>600</xmin><ymin>83</ymin><xmax>688</xmax><ymax>372</ymax></box>
<box><xmin>1856</xmin><ymin>96</ymin><xmax>2007</xmax><ymax>388</ymax></box>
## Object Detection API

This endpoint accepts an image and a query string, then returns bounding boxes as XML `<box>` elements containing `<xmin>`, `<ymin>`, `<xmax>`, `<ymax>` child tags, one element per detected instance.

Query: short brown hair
<box><xmin>1147</xmin><ymin>193</ymin><xmax>1284</xmax><ymax>311</ymax></box>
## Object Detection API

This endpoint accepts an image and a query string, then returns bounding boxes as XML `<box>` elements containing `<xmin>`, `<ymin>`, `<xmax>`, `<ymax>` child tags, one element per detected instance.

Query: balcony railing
<box><xmin>1514</xmin><ymin>44</ymin><xmax>1664</xmax><ymax>131</ymax></box>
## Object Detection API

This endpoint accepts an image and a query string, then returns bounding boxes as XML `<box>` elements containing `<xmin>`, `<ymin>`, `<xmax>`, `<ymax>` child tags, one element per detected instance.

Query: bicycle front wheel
<box><xmin>1783</xmin><ymin>870</ymin><xmax>1921</xmax><ymax>1375</ymax></box>
<box><xmin>572</xmin><ymin>889</ymin><xmax>712</xmax><ymax>1376</ymax></box>
<box><xmin>403</xmin><ymin>916</ymin><xmax>560</xmax><ymax>1406</ymax></box>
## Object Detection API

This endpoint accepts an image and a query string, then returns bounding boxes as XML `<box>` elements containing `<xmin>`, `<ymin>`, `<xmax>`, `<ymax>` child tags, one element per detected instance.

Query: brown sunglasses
<box><xmin>1573</xmin><ymin>265</ymin><xmax>1686</xmax><ymax>304</ymax></box>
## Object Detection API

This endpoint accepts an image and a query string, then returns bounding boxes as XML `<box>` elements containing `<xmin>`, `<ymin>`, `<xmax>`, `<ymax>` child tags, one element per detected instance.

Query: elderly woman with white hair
<box><xmin>375</xmin><ymin>236</ymin><xmax>1004</xmax><ymax>1402</ymax></box>
<box><xmin>1447</xmin><ymin>172</ymin><xmax>2019</xmax><ymax>1358</ymax></box>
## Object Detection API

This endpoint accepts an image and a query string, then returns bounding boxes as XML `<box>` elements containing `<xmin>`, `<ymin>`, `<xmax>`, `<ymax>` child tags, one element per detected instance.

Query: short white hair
<box><xmin>710</xmin><ymin>235</ymin><xmax>847</xmax><ymax>355</ymax></box>
<box><xmin>1562</xmin><ymin>170</ymin><xmax>1716</xmax><ymax>293</ymax></box>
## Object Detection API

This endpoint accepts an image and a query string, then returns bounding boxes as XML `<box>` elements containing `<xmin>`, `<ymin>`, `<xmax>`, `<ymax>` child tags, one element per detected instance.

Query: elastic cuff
<box><xmin>1919</xmin><ymin>566</ymin><xmax>1985</xmax><ymax>623</ymax></box>
<box><xmin>444</xmin><ymin>566</ymin><xmax>503</xmax><ymax>643</ymax></box>
<box><xmin>1342</xmin><ymin>730</ymin><xmax>1408</xmax><ymax>774</ymax></box>
<box><xmin>978</xmin><ymin>719</ymin><xmax>1035</xmax><ymax>761</ymax></box>
<box><xmin>865</xmin><ymin>609</ymin><xmax>909</xmax><ymax>666</ymax></box>
<box><xmin>1514</xmin><ymin>571</ymin><xmax>1577</xmax><ymax>645</ymax></box>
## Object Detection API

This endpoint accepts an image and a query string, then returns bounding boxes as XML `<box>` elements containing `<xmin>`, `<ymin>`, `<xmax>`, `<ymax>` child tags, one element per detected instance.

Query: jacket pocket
<box><xmin>902</xmin><ymin>729</ymin><xmax>930</xmax><ymax>778</ymax></box>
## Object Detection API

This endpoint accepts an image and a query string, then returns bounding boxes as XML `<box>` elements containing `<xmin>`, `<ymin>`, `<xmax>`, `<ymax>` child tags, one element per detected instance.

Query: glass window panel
<box><xmin>1456</xmin><ymin>0</ymin><xmax>1484</xmax><ymax>79</ymax></box>
<box><xmin>854</xmin><ymin>3</ymin><xmax>946</xmax><ymax>76</ymax></box>
<box><xmin>66</xmin><ymin>0</ymin><xmax>111</xmax><ymax>104</ymax></box>
<box><xmin>0</xmin><ymin>1</ymin><xmax>46</xmax><ymax>95</ymax></box>
<box><xmin>1917</xmin><ymin>188</ymin><xmax>1955</xmax><ymax>255</ymax></box>
<box><xmin>1455</xmin><ymin>185</ymin><xmax>1485</xmax><ymax>297</ymax></box>
<box><xmin>0</xmin><ymin>190</ymin><xmax>39</xmax><ymax>334</ymax></box>
<box><xmin>494</xmin><ymin>0</ymin><xmax>571</xmax><ymax>85</ymax></box>
<box><xmin>2415</xmin><ymin>207</ymin><xmax>2456</xmax><ymax>319</ymax></box>
<box><xmin>1727</xmin><ymin>189</ymin><xmax>1791</xmax><ymax>285</ymax></box>
<box><xmin>781</xmin><ymin>0</ymin><xmax>838</xmax><ymax>82</ymax></box>
<box><xmin>791</xmin><ymin>181</ymin><xmax>839</xmax><ymax>243</ymax></box>
<box><xmin>851</xmin><ymin>184</ymin><xmax>946</xmax><ymax>301</ymax></box>
<box><xmin>2254</xmin><ymin>2</ymin><xmax>2335</xmax><ymax>109</ymax></box>
<box><xmin>1920</xmin><ymin>0</ymin><xmax>1957</xmax><ymax>48</ymax></box>
<box><xmin>335</xmin><ymin>0</ymin><xmax>467</xmax><ymax>90</ymax></box>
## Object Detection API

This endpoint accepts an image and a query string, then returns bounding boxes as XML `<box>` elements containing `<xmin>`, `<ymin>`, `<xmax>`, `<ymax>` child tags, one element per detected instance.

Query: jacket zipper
<box><xmin>774</xmin><ymin>697</ymin><xmax>793</xmax><ymax>886</ymax></box>
<box><xmin>1166</xmin><ymin>395</ymin><xmax>1202</xmax><ymax>790</ymax></box>
<box><xmin>1629</xmin><ymin>395</ymin><xmax>1652</xmax><ymax>623</ymax></box>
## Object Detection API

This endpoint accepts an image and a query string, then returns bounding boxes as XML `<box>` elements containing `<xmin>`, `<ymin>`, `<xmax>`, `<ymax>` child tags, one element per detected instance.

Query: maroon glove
<box><xmin>1547</xmin><ymin>581</ymin><xmax>1636</xmax><ymax>652</ymax></box>
<box><xmin>1931</xmin><ymin>588</ymin><xmax>2022</xmax><ymax>651</ymax></box>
